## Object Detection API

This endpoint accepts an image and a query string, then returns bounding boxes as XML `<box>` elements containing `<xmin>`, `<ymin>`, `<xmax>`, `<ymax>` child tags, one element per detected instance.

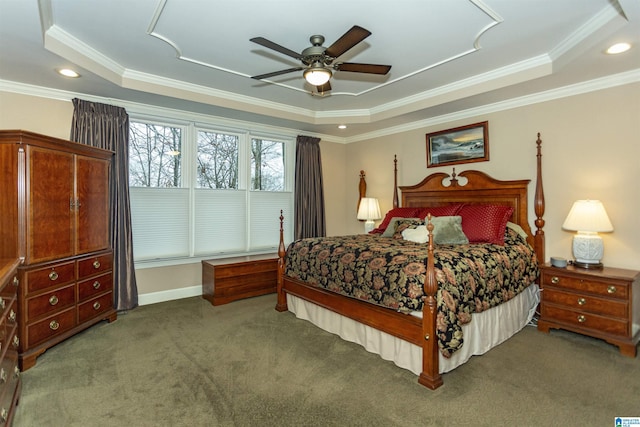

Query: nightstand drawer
<box><xmin>541</xmin><ymin>304</ymin><xmax>628</xmax><ymax>336</ymax></box>
<box><xmin>543</xmin><ymin>288</ymin><xmax>627</xmax><ymax>318</ymax></box>
<box><xmin>542</xmin><ymin>272</ymin><xmax>628</xmax><ymax>300</ymax></box>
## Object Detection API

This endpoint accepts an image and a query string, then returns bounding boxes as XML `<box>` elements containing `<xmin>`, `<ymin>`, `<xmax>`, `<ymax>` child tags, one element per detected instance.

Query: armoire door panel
<box><xmin>75</xmin><ymin>155</ymin><xmax>110</xmax><ymax>254</ymax></box>
<box><xmin>27</xmin><ymin>147</ymin><xmax>74</xmax><ymax>264</ymax></box>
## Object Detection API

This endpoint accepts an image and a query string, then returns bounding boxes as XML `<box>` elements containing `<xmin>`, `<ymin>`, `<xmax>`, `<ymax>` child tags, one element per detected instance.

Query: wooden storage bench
<box><xmin>202</xmin><ymin>254</ymin><xmax>278</xmax><ymax>306</ymax></box>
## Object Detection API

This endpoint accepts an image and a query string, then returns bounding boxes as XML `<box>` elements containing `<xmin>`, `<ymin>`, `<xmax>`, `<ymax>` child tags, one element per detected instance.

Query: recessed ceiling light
<box><xmin>338</xmin><ymin>125</ymin><xmax>347</xmax><ymax>129</ymax></box>
<box><xmin>606</xmin><ymin>42</ymin><xmax>631</xmax><ymax>55</ymax></box>
<box><xmin>57</xmin><ymin>68</ymin><xmax>80</xmax><ymax>78</ymax></box>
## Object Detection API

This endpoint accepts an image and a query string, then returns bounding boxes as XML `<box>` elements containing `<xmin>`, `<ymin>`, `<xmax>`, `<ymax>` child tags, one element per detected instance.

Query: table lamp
<box><xmin>357</xmin><ymin>197</ymin><xmax>381</xmax><ymax>233</ymax></box>
<box><xmin>562</xmin><ymin>200</ymin><xmax>613</xmax><ymax>269</ymax></box>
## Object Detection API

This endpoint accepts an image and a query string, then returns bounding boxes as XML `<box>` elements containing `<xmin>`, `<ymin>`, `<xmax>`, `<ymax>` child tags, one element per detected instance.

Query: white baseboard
<box><xmin>138</xmin><ymin>285</ymin><xmax>202</xmax><ymax>306</ymax></box>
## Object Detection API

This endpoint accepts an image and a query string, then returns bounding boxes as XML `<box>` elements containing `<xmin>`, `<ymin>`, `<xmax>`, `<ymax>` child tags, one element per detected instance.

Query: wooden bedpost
<box><xmin>393</xmin><ymin>155</ymin><xmax>399</xmax><ymax>208</ymax></box>
<box><xmin>418</xmin><ymin>214</ymin><xmax>443</xmax><ymax>389</ymax></box>
<box><xmin>534</xmin><ymin>133</ymin><xmax>545</xmax><ymax>265</ymax></box>
<box><xmin>275</xmin><ymin>210</ymin><xmax>288</xmax><ymax>312</ymax></box>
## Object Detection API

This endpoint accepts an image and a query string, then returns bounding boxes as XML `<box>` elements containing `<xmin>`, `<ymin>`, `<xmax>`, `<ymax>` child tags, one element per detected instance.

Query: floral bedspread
<box><xmin>284</xmin><ymin>227</ymin><xmax>539</xmax><ymax>357</ymax></box>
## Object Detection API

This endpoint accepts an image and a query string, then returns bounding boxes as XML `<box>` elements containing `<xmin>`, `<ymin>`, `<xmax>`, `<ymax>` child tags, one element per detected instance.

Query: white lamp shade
<box><xmin>562</xmin><ymin>200</ymin><xmax>613</xmax><ymax>232</ymax></box>
<box><xmin>357</xmin><ymin>198</ymin><xmax>381</xmax><ymax>221</ymax></box>
<box><xmin>357</xmin><ymin>198</ymin><xmax>381</xmax><ymax>234</ymax></box>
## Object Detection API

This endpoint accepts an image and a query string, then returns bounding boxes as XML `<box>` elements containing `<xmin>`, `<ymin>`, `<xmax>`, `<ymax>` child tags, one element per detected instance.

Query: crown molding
<box><xmin>2</xmin><ymin>69</ymin><xmax>638</xmax><ymax>146</ymax></box>
<box><xmin>342</xmin><ymin>68</ymin><xmax>640</xmax><ymax>144</ymax></box>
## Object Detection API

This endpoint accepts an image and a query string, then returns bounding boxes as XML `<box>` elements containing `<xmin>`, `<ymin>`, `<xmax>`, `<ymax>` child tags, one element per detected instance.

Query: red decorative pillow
<box><xmin>458</xmin><ymin>204</ymin><xmax>514</xmax><ymax>245</ymax></box>
<box><xmin>370</xmin><ymin>207</ymin><xmax>421</xmax><ymax>234</ymax></box>
<box><xmin>417</xmin><ymin>203</ymin><xmax>464</xmax><ymax>220</ymax></box>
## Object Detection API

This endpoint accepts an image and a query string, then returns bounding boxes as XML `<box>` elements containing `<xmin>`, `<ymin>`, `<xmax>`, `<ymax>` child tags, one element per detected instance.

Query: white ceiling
<box><xmin>0</xmin><ymin>0</ymin><xmax>639</xmax><ymax>140</ymax></box>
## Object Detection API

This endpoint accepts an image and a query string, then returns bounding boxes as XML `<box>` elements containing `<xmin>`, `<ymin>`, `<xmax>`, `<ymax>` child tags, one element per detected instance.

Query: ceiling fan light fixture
<box><xmin>303</xmin><ymin>67</ymin><xmax>332</xmax><ymax>86</ymax></box>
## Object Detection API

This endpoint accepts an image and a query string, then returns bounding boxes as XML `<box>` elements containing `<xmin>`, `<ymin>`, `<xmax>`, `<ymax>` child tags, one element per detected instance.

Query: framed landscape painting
<box><xmin>426</xmin><ymin>121</ymin><xmax>489</xmax><ymax>168</ymax></box>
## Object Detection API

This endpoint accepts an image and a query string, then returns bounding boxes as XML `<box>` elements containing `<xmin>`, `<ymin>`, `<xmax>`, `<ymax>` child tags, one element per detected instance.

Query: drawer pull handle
<box><xmin>0</xmin><ymin>298</ymin><xmax>4</xmax><ymax>309</ymax></box>
<box><xmin>13</xmin><ymin>366</ymin><xmax>19</xmax><ymax>379</ymax></box>
<box><xmin>577</xmin><ymin>298</ymin><xmax>586</xmax><ymax>306</ymax></box>
<box><xmin>49</xmin><ymin>320</ymin><xmax>60</xmax><ymax>331</ymax></box>
<box><xmin>93</xmin><ymin>281</ymin><xmax>101</xmax><ymax>290</ymax></box>
<box><xmin>12</xmin><ymin>335</ymin><xmax>19</xmax><ymax>348</ymax></box>
<box><xmin>577</xmin><ymin>315</ymin><xmax>586</xmax><ymax>323</ymax></box>
<box><xmin>0</xmin><ymin>408</ymin><xmax>7</xmax><ymax>423</ymax></box>
<box><xmin>49</xmin><ymin>295</ymin><xmax>59</xmax><ymax>306</ymax></box>
<box><xmin>0</xmin><ymin>369</ymin><xmax>6</xmax><ymax>383</ymax></box>
<box><xmin>607</xmin><ymin>285</ymin><xmax>617</xmax><ymax>294</ymax></box>
<box><xmin>49</xmin><ymin>271</ymin><xmax>59</xmax><ymax>281</ymax></box>
<box><xmin>12</xmin><ymin>276</ymin><xmax>18</xmax><ymax>286</ymax></box>
<box><xmin>551</xmin><ymin>276</ymin><xmax>559</xmax><ymax>284</ymax></box>
<box><xmin>93</xmin><ymin>301</ymin><xmax>101</xmax><ymax>310</ymax></box>
<box><xmin>93</xmin><ymin>260</ymin><xmax>101</xmax><ymax>269</ymax></box>
<box><xmin>8</xmin><ymin>310</ymin><xmax>16</xmax><ymax>323</ymax></box>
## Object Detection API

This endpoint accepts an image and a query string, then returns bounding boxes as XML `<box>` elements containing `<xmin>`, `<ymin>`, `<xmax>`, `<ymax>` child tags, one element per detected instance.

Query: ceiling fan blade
<box><xmin>250</xmin><ymin>37</ymin><xmax>302</xmax><ymax>60</ymax></box>
<box><xmin>336</xmin><ymin>63</ymin><xmax>391</xmax><ymax>75</ymax></box>
<box><xmin>316</xmin><ymin>81</ymin><xmax>332</xmax><ymax>93</ymax></box>
<box><xmin>325</xmin><ymin>25</ymin><xmax>371</xmax><ymax>58</ymax></box>
<box><xmin>251</xmin><ymin>67</ymin><xmax>303</xmax><ymax>80</ymax></box>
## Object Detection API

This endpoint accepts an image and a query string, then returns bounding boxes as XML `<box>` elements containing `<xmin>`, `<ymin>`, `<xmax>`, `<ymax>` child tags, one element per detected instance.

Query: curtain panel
<box><xmin>70</xmin><ymin>98</ymin><xmax>138</xmax><ymax>311</ymax></box>
<box><xmin>294</xmin><ymin>135</ymin><xmax>326</xmax><ymax>239</ymax></box>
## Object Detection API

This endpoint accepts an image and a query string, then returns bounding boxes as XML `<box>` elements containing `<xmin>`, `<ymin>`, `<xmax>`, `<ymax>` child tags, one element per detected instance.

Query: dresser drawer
<box><xmin>543</xmin><ymin>288</ymin><xmax>627</xmax><ymax>318</ymax></box>
<box><xmin>78</xmin><ymin>272</ymin><xmax>113</xmax><ymax>302</ymax></box>
<box><xmin>0</xmin><ymin>348</ymin><xmax>19</xmax><ymax>421</ymax></box>
<box><xmin>26</xmin><ymin>284</ymin><xmax>75</xmax><ymax>320</ymax></box>
<box><xmin>541</xmin><ymin>304</ymin><xmax>628</xmax><ymax>336</ymax></box>
<box><xmin>24</xmin><ymin>261</ymin><xmax>75</xmax><ymax>293</ymax></box>
<box><xmin>78</xmin><ymin>292</ymin><xmax>113</xmax><ymax>324</ymax></box>
<box><xmin>542</xmin><ymin>272</ymin><xmax>628</xmax><ymax>300</ymax></box>
<box><xmin>26</xmin><ymin>308</ymin><xmax>76</xmax><ymax>347</ymax></box>
<box><xmin>3</xmin><ymin>299</ymin><xmax>18</xmax><ymax>349</ymax></box>
<box><xmin>78</xmin><ymin>253</ymin><xmax>112</xmax><ymax>280</ymax></box>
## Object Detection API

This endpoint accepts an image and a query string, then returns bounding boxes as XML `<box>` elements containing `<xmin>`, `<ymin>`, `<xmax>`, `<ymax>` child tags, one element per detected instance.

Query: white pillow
<box><xmin>381</xmin><ymin>217</ymin><xmax>421</xmax><ymax>237</ymax></box>
<box><xmin>402</xmin><ymin>225</ymin><xmax>429</xmax><ymax>243</ymax></box>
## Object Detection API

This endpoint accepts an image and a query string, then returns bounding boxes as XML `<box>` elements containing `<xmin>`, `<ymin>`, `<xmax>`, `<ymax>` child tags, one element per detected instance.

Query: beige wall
<box><xmin>2</xmin><ymin>82</ymin><xmax>638</xmax><ymax>301</ymax></box>
<box><xmin>341</xmin><ymin>83</ymin><xmax>640</xmax><ymax>270</ymax></box>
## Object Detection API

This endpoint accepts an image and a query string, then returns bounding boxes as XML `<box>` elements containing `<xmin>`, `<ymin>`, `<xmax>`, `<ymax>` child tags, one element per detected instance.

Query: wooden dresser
<box><xmin>0</xmin><ymin>130</ymin><xmax>117</xmax><ymax>370</ymax></box>
<box><xmin>0</xmin><ymin>259</ymin><xmax>22</xmax><ymax>426</ymax></box>
<box><xmin>538</xmin><ymin>263</ymin><xmax>640</xmax><ymax>356</ymax></box>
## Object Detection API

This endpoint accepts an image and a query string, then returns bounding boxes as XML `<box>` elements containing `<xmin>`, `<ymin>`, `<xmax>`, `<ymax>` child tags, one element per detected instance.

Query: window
<box><xmin>129</xmin><ymin>122</ymin><xmax>182</xmax><ymax>187</ymax></box>
<box><xmin>196</xmin><ymin>131</ymin><xmax>239</xmax><ymax>189</ymax></box>
<box><xmin>251</xmin><ymin>138</ymin><xmax>284</xmax><ymax>191</ymax></box>
<box><xmin>128</xmin><ymin>120</ymin><xmax>294</xmax><ymax>264</ymax></box>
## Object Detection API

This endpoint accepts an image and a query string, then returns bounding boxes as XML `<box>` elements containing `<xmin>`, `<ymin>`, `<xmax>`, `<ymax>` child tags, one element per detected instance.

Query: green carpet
<box><xmin>13</xmin><ymin>294</ymin><xmax>639</xmax><ymax>426</ymax></box>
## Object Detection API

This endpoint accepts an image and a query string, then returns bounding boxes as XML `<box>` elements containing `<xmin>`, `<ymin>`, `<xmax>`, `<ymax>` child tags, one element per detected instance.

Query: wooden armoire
<box><xmin>0</xmin><ymin>130</ymin><xmax>117</xmax><ymax>372</ymax></box>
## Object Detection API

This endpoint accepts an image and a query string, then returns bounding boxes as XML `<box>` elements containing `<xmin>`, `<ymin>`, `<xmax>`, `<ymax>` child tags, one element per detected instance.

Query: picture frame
<box><xmin>426</xmin><ymin>121</ymin><xmax>489</xmax><ymax>168</ymax></box>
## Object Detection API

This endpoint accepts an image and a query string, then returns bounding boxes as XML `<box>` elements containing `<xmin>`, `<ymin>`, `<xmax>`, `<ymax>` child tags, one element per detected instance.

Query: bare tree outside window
<box><xmin>251</xmin><ymin>138</ymin><xmax>285</xmax><ymax>191</ymax></box>
<box><xmin>129</xmin><ymin>122</ymin><xmax>182</xmax><ymax>187</ymax></box>
<box><xmin>197</xmin><ymin>131</ymin><xmax>239</xmax><ymax>189</ymax></box>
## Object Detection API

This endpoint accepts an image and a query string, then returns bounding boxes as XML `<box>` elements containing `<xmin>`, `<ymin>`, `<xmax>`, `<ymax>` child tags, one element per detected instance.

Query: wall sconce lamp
<box><xmin>357</xmin><ymin>197</ymin><xmax>381</xmax><ymax>233</ymax></box>
<box><xmin>562</xmin><ymin>200</ymin><xmax>613</xmax><ymax>269</ymax></box>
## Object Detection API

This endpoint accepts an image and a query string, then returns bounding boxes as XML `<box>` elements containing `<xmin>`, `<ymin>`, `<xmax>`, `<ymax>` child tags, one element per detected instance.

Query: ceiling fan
<box><xmin>250</xmin><ymin>25</ymin><xmax>391</xmax><ymax>93</ymax></box>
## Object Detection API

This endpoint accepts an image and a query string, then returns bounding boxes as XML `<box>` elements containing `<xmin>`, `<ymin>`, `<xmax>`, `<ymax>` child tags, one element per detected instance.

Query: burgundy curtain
<box><xmin>70</xmin><ymin>98</ymin><xmax>138</xmax><ymax>311</ymax></box>
<box><xmin>294</xmin><ymin>135</ymin><xmax>326</xmax><ymax>239</ymax></box>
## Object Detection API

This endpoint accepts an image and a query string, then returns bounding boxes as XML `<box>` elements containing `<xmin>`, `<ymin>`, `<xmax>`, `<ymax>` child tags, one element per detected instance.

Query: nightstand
<box><xmin>538</xmin><ymin>263</ymin><xmax>640</xmax><ymax>357</ymax></box>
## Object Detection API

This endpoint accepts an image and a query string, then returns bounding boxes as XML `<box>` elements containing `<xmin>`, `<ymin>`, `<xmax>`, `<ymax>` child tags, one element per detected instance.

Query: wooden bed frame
<box><xmin>276</xmin><ymin>133</ymin><xmax>546</xmax><ymax>389</ymax></box>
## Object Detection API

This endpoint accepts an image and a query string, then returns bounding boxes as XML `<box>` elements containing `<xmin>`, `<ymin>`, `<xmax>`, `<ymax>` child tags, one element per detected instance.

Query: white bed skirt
<box><xmin>287</xmin><ymin>284</ymin><xmax>540</xmax><ymax>375</ymax></box>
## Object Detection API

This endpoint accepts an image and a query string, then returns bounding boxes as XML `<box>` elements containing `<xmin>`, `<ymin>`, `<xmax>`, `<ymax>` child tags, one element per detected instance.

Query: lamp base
<box><xmin>363</xmin><ymin>220</ymin><xmax>375</xmax><ymax>234</ymax></box>
<box><xmin>572</xmin><ymin>260</ymin><xmax>604</xmax><ymax>269</ymax></box>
